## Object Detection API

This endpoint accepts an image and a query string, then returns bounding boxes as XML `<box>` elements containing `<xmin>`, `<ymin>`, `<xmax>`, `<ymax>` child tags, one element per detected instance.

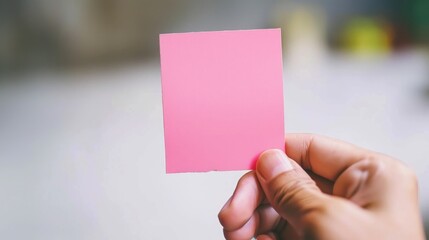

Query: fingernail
<box><xmin>257</xmin><ymin>149</ymin><xmax>293</xmax><ymax>181</ymax></box>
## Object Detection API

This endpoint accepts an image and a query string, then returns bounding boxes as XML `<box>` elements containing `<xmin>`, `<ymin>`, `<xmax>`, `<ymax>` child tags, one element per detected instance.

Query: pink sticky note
<box><xmin>160</xmin><ymin>29</ymin><xmax>284</xmax><ymax>173</ymax></box>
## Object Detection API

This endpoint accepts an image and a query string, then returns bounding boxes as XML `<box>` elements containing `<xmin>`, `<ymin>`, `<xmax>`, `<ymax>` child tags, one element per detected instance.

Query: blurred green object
<box><xmin>408</xmin><ymin>0</ymin><xmax>429</xmax><ymax>44</ymax></box>
<box><xmin>340</xmin><ymin>18</ymin><xmax>392</xmax><ymax>56</ymax></box>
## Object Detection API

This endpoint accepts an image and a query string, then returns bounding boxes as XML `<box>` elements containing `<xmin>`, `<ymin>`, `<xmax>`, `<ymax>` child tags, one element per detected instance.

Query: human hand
<box><xmin>218</xmin><ymin>134</ymin><xmax>425</xmax><ymax>240</ymax></box>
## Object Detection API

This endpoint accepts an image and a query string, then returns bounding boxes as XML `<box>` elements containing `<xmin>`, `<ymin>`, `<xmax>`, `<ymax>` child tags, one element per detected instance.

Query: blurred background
<box><xmin>0</xmin><ymin>0</ymin><xmax>428</xmax><ymax>239</ymax></box>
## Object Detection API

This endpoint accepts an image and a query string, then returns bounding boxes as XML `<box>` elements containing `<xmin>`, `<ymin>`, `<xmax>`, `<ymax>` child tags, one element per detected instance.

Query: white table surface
<box><xmin>0</xmin><ymin>51</ymin><xmax>428</xmax><ymax>239</ymax></box>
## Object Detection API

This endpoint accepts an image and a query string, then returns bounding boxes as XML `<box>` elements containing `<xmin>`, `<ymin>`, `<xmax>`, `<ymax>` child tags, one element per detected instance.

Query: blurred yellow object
<box><xmin>341</xmin><ymin>18</ymin><xmax>392</xmax><ymax>56</ymax></box>
<box><xmin>273</xmin><ymin>4</ymin><xmax>328</xmax><ymax>80</ymax></box>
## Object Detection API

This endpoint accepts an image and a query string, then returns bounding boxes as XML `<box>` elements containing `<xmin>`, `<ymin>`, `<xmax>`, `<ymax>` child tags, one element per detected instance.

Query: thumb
<box><xmin>256</xmin><ymin>149</ymin><xmax>328</xmax><ymax>232</ymax></box>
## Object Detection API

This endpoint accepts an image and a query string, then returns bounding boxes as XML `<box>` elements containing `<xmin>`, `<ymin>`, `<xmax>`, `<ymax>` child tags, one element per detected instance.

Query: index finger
<box><xmin>285</xmin><ymin>133</ymin><xmax>373</xmax><ymax>181</ymax></box>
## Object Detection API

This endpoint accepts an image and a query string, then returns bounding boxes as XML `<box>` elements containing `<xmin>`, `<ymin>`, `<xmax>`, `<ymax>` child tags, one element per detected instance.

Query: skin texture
<box><xmin>218</xmin><ymin>134</ymin><xmax>425</xmax><ymax>240</ymax></box>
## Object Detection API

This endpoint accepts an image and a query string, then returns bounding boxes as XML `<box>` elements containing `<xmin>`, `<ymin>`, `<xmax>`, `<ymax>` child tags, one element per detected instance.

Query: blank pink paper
<box><xmin>160</xmin><ymin>29</ymin><xmax>284</xmax><ymax>173</ymax></box>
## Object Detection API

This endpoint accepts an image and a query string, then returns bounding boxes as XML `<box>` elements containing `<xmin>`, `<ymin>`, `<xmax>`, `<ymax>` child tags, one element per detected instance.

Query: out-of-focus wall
<box><xmin>0</xmin><ymin>0</ymin><xmax>427</xmax><ymax>75</ymax></box>
<box><xmin>0</xmin><ymin>0</ymin><xmax>184</xmax><ymax>72</ymax></box>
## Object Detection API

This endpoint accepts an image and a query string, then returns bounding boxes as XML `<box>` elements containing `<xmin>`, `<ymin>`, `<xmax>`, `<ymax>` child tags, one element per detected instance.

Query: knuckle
<box><xmin>236</xmin><ymin>171</ymin><xmax>254</xmax><ymax>188</ymax></box>
<box><xmin>269</xmin><ymin>174</ymin><xmax>323</xmax><ymax>222</ymax></box>
<box><xmin>271</xmin><ymin>176</ymin><xmax>316</xmax><ymax>208</ymax></box>
<box><xmin>365</xmin><ymin>155</ymin><xmax>390</xmax><ymax>178</ymax></box>
<box><xmin>366</xmin><ymin>155</ymin><xmax>419</xmax><ymax>193</ymax></box>
<box><xmin>398</xmin><ymin>164</ymin><xmax>419</xmax><ymax>191</ymax></box>
<box><xmin>400</xmin><ymin>164</ymin><xmax>417</xmax><ymax>181</ymax></box>
<box><xmin>218</xmin><ymin>208</ymin><xmax>234</xmax><ymax>230</ymax></box>
<box><xmin>217</xmin><ymin>209</ymin><xmax>228</xmax><ymax>227</ymax></box>
<box><xmin>406</xmin><ymin>169</ymin><xmax>418</xmax><ymax>186</ymax></box>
